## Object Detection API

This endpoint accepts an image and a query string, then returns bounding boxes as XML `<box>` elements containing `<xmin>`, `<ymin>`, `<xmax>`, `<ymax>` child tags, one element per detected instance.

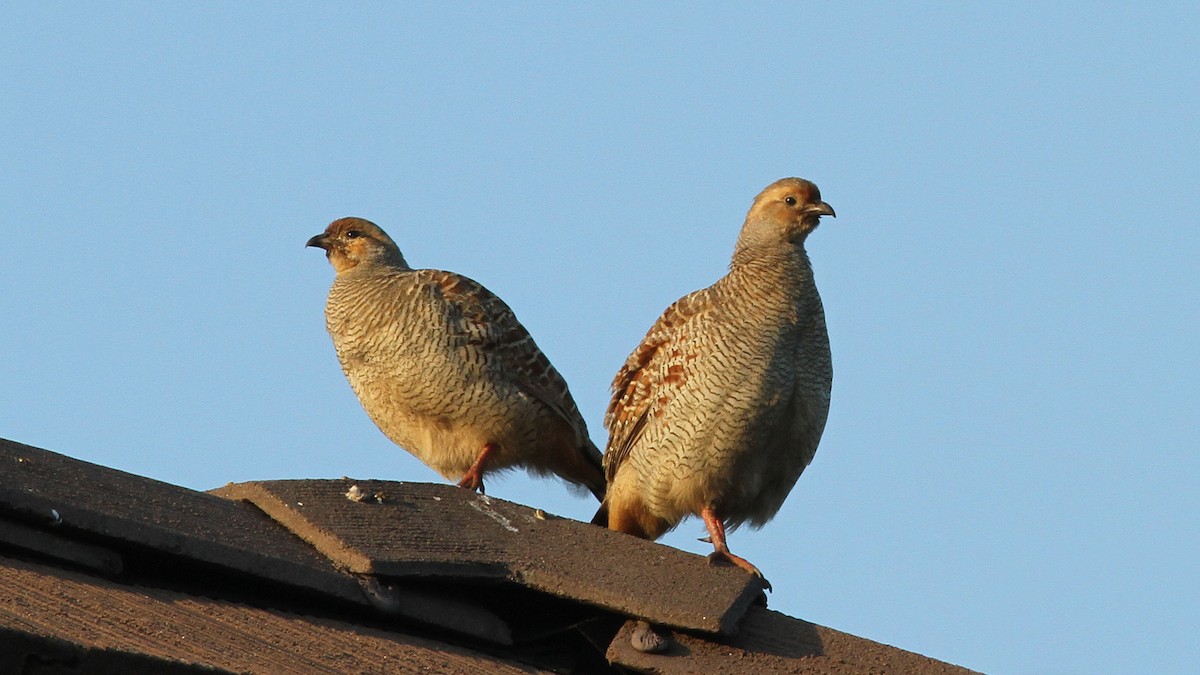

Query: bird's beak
<box><xmin>806</xmin><ymin>202</ymin><xmax>836</xmax><ymax>218</ymax></box>
<box><xmin>306</xmin><ymin>233</ymin><xmax>329</xmax><ymax>250</ymax></box>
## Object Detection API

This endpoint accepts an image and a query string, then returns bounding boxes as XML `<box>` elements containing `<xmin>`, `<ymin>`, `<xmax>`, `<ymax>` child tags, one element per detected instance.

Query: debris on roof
<box><xmin>1</xmin><ymin>437</ymin><xmax>978</xmax><ymax>674</ymax></box>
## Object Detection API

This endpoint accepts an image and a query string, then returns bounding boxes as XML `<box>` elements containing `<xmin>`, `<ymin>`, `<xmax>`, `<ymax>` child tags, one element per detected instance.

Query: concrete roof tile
<box><xmin>0</xmin><ymin>554</ymin><xmax>550</xmax><ymax>675</ymax></box>
<box><xmin>0</xmin><ymin>438</ymin><xmax>361</xmax><ymax>605</ymax></box>
<box><xmin>214</xmin><ymin>479</ymin><xmax>764</xmax><ymax>634</ymax></box>
<box><xmin>1</xmin><ymin>437</ymin><xmax>979</xmax><ymax>673</ymax></box>
<box><xmin>607</xmin><ymin>607</ymin><xmax>982</xmax><ymax>674</ymax></box>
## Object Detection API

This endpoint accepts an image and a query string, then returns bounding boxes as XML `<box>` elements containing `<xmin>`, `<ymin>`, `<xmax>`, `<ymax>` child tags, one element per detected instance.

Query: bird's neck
<box><xmin>340</xmin><ymin>256</ymin><xmax>412</xmax><ymax>278</ymax></box>
<box><xmin>376</xmin><ymin>249</ymin><xmax>411</xmax><ymax>270</ymax></box>
<box><xmin>729</xmin><ymin>241</ymin><xmax>812</xmax><ymax>279</ymax></box>
<box><xmin>723</xmin><ymin>243</ymin><xmax>818</xmax><ymax>310</ymax></box>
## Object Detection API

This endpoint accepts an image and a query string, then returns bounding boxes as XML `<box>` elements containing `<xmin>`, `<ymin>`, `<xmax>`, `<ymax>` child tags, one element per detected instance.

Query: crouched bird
<box><xmin>596</xmin><ymin>178</ymin><xmax>835</xmax><ymax>589</ymax></box>
<box><xmin>308</xmin><ymin>217</ymin><xmax>605</xmax><ymax>500</ymax></box>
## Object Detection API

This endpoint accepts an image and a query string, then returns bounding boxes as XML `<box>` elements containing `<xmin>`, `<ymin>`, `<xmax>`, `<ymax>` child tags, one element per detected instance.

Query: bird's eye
<box><xmin>784</xmin><ymin>196</ymin><xmax>797</xmax><ymax>206</ymax></box>
<box><xmin>345</xmin><ymin>230</ymin><xmax>361</xmax><ymax>239</ymax></box>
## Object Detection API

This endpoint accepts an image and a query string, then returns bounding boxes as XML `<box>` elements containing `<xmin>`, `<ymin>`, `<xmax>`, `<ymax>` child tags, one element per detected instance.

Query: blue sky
<box><xmin>2</xmin><ymin>4</ymin><xmax>1197</xmax><ymax>673</ymax></box>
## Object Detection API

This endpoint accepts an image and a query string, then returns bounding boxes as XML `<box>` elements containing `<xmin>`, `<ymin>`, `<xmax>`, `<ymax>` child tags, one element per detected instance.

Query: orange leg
<box><xmin>457</xmin><ymin>442</ymin><xmax>498</xmax><ymax>493</ymax></box>
<box><xmin>701</xmin><ymin>506</ymin><xmax>771</xmax><ymax>591</ymax></box>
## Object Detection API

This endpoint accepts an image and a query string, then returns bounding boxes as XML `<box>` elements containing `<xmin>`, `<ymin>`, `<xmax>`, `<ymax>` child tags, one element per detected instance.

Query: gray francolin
<box><xmin>308</xmin><ymin>217</ymin><xmax>605</xmax><ymax>500</ymax></box>
<box><xmin>596</xmin><ymin>178</ymin><xmax>835</xmax><ymax>588</ymax></box>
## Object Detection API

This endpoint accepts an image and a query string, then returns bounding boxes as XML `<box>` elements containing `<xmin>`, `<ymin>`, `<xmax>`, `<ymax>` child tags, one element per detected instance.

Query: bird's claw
<box><xmin>707</xmin><ymin>550</ymin><xmax>773</xmax><ymax>592</ymax></box>
<box><xmin>456</xmin><ymin>472</ymin><xmax>485</xmax><ymax>493</ymax></box>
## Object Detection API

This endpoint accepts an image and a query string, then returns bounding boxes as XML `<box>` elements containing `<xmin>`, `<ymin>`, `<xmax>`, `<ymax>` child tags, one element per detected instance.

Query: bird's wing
<box><xmin>417</xmin><ymin>269</ymin><xmax>588</xmax><ymax>440</ymax></box>
<box><xmin>603</xmin><ymin>287</ymin><xmax>713</xmax><ymax>482</ymax></box>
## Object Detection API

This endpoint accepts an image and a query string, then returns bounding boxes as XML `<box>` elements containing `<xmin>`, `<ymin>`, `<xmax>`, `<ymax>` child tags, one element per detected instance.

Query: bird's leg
<box><xmin>701</xmin><ymin>506</ymin><xmax>772</xmax><ymax>591</ymax></box>
<box><xmin>457</xmin><ymin>442</ymin><xmax>498</xmax><ymax>493</ymax></box>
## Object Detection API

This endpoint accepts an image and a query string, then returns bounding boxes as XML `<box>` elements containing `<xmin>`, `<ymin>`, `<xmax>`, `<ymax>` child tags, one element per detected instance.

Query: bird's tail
<box><xmin>579</xmin><ymin>439</ymin><xmax>607</xmax><ymax>504</ymax></box>
<box><xmin>590</xmin><ymin>502</ymin><xmax>609</xmax><ymax>527</ymax></box>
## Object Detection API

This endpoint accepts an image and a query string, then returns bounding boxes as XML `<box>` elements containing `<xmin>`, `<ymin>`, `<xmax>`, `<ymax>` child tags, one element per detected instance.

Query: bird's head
<box><xmin>306</xmin><ymin>217</ymin><xmax>409</xmax><ymax>273</ymax></box>
<box><xmin>735</xmin><ymin>178</ymin><xmax>835</xmax><ymax>256</ymax></box>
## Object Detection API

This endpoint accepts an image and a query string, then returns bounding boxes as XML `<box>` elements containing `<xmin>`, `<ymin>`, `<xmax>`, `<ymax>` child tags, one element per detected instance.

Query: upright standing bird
<box><xmin>597</xmin><ymin>178</ymin><xmax>835</xmax><ymax>588</ymax></box>
<box><xmin>308</xmin><ymin>217</ymin><xmax>605</xmax><ymax>500</ymax></box>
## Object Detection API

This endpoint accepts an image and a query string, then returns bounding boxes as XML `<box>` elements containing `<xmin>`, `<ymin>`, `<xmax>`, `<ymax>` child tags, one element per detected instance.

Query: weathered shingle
<box><xmin>1</xmin><ymin>437</ymin><xmax>978</xmax><ymax>674</ymax></box>
<box><xmin>0</xmin><ymin>439</ymin><xmax>514</xmax><ymax>644</ymax></box>
<box><xmin>0</xmin><ymin>554</ymin><xmax>550</xmax><ymax>675</ymax></box>
<box><xmin>0</xmin><ymin>438</ymin><xmax>360</xmax><ymax>605</ymax></box>
<box><xmin>213</xmin><ymin>479</ymin><xmax>764</xmax><ymax>635</ymax></box>
<box><xmin>607</xmin><ymin>607</ymin><xmax>981</xmax><ymax>674</ymax></box>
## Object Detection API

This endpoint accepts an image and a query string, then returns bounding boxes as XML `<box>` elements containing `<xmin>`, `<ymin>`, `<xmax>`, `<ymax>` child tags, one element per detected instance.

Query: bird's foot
<box><xmin>457</xmin><ymin>442</ymin><xmax>497</xmax><ymax>493</ymax></box>
<box><xmin>707</xmin><ymin>550</ymin><xmax>773</xmax><ymax>592</ymax></box>
<box><xmin>700</xmin><ymin>505</ymin><xmax>772</xmax><ymax>591</ymax></box>
<box><xmin>456</xmin><ymin>470</ymin><xmax>485</xmax><ymax>493</ymax></box>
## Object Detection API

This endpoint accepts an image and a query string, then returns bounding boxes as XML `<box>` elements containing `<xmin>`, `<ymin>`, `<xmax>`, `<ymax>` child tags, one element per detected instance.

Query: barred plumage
<box><xmin>308</xmin><ymin>218</ymin><xmax>605</xmax><ymax>500</ymax></box>
<box><xmin>597</xmin><ymin>178</ymin><xmax>835</xmax><ymax>587</ymax></box>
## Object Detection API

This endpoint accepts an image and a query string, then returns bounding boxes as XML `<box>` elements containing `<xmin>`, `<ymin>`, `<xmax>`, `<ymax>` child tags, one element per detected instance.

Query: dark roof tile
<box><xmin>0</xmin><ymin>554</ymin><xmax>551</xmax><ymax>675</ymax></box>
<box><xmin>1</xmin><ymin>437</ymin><xmax>978</xmax><ymax>673</ymax></box>
<box><xmin>607</xmin><ymin>607</ymin><xmax>981</xmax><ymax>674</ymax></box>
<box><xmin>0</xmin><ymin>438</ymin><xmax>362</xmax><ymax>606</ymax></box>
<box><xmin>0</xmin><ymin>439</ymin><xmax>518</xmax><ymax>644</ymax></box>
<box><xmin>213</xmin><ymin>479</ymin><xmax>764</xmax><ymax>634</ymax></box>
